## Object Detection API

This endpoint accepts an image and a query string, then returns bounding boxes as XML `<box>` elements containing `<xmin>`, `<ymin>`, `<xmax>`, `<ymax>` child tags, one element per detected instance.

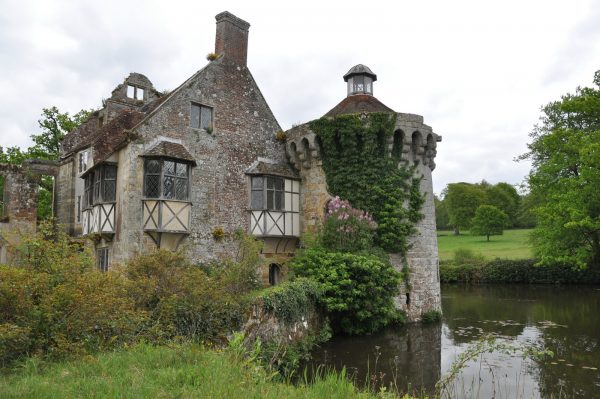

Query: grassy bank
<box><xmin>0</xmin><ymin>344</ymin><xmax>414</xmax><ymax>399</ymax></box>
<box><xmin>437</xmin><ymin>229</ymin><xmax>533</xmax><ymax>261</ymax></box>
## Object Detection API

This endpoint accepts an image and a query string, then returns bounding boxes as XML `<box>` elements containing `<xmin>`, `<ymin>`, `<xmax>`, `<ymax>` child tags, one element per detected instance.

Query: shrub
<box><xmin>290</xmin><ymin>247</ymin><xmax>404</xmax><ymax>334</ymax></box>
<box><xmin>206</xmin><ymin>52</ymin><xmax>221</xmax><ymax>61</ymax></box>
<box><xmin>421</xmin><ymin>310</ymin><xmax>442</xmax><ymax>324</ymax></box>
<box><xmin>258</xmin><ymin>278</ymin><xmax>322</xmax><ymax>324</ymax></box>
<box><xmin>321</xmin><ymin>196</ymin><xmax>377</xmax><ymax>253</ymax></box>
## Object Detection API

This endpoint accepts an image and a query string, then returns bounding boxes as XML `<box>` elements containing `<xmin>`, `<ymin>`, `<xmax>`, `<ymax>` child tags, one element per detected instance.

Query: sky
<box><xmin>1</xmin><ymin>0</ymin><xmax>599</xmax><ymax>194</ymax></box>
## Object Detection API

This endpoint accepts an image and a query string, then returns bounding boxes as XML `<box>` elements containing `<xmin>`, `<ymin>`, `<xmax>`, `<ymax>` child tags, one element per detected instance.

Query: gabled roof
<box><xmin>141</xmin><ymin>141</ymin><xmax>197</xmax><ymax>165</ymax></box>
<box><xmin>323</xmin><ymin>94</ymin><xmax>395</xmax><ymax>117</ymax></box>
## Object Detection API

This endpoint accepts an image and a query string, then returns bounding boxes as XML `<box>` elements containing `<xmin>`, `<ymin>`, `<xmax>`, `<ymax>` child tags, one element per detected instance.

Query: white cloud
<box><xmin>1</xmin><ymin>0</ymin><xmax>599</xmax><ymax>194</ymax></box>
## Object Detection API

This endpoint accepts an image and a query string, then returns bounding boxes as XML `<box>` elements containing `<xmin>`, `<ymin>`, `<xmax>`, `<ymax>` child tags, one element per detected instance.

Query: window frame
<box><xmin>190</xmin><ymin>102</ymin><xmax>213</xmax><ymax>131</ymax></box>
<box><xmin>143</xmin><ymin>158</ymin><xmax>191</xmax><ymax>201</ymax></box>
<box><xmin>250</xmin><ymin>175</ymin><xmax>285</xmax><ymax>211</ymax></box>
<box><xmin>82</xmin><ymin>163</ymin><xmax>118</xmax><ymax>209</ymax></box>
<box><xmin>126</xmin><ymin>84</ymin><xmax>145</xmax><ymax>101</ymax></box>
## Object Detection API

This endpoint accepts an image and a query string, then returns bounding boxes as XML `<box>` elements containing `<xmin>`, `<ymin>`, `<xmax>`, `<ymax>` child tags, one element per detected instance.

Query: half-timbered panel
<box><xmin>142</xmin><ymin>200</ymin><xmax>191</xmax><ymax>233</ymax></box>
<box><xmin>249</xmin><ymin>176</ymin><xmax>300</xmax><ymax>237</ymax></box>
<box><xmin>81</xmin><ymin>203</ymin><xmax>115</xmax><ymax>235</ymax></box>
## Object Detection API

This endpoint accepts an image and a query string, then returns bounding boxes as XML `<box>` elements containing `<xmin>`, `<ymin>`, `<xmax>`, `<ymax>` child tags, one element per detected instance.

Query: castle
<box><xmin>0</xmin><ymin>11</ymin><xmax>441</xmax><ymax>321</ymax></box>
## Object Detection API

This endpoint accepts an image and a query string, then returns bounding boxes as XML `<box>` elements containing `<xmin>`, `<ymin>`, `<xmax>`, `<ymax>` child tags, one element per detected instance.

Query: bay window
<box><xmin>144</xmin><ymin>159</ymin><xmax>190</xmax><ymax>200</ymax></box>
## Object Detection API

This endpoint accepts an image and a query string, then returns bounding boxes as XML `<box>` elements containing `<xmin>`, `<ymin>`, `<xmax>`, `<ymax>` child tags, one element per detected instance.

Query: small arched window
<box><xmin>269</xmin><ymin>263</ymin><xmax>281</xmax><ymax>286</ymax></box>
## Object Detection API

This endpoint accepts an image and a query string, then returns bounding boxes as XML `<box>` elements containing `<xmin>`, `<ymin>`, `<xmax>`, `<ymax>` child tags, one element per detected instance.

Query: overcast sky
<box><xmin>1</xmin><ymin>0</ymin><xmax>599</xmax><ymax>194</ymax></box>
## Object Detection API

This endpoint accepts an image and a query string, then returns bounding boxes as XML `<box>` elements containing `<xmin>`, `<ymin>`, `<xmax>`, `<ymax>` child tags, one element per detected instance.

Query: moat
<box><xmin>307</xmin><ymin>284</ymin><xmax>600</xmax><ymax>398</ymax></box>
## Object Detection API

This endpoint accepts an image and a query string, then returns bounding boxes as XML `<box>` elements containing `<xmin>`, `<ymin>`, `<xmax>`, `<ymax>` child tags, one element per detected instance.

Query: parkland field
<box><xmin>437</xmin><ymin>229</ymin><xmax>533</xmax><ymax>261</ymax></box>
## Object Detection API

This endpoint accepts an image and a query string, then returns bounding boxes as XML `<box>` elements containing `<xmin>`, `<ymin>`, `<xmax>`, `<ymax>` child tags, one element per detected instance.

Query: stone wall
<box><xmin>0</xmin><ymin>161</ymin><xmax>58</xmax><ymax>264</ymax></box>
<box><xmin>109</xmin><ymin>46</ymin><xmax>286</xmax><ymax>265</ymax></box>
<box><xmin>241</xmin><ymin>297</ymin><xmax>323</xmax><ymax>346</ymax></box>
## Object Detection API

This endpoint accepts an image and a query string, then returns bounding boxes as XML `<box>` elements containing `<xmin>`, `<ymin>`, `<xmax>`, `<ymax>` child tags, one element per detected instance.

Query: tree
<box><xmin>470</xmin><ymin>205</ymin><xmax>508</xmax><ymax>241</ymax></box>
<box><xmin>521</xmin><ymin>70</ymin><xmax>600</xmax><ymax>268</ymax></box>
<box><xmin>434</xmin><ymin>195</ymin><xmax>450</xmax><ymax>230</ymax></box>
<box><xmin>444</xmin><ymin>182</ymin><xmax>486</xmax><ymax>235</ymax></box>
<box><xmin>485</xmin><ymin>182</ymin><xmax>520</xmax><ymax>227</ymax></box>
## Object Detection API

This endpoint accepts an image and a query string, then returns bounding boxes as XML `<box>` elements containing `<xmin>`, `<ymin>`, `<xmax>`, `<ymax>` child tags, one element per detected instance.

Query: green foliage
<box><xmin>421</xmin><ymin>310</ymin><xmax>442</xmax><ymax>324</ymax></box>
<box><xmin>444</xmin><ymin>182</ymin><xmax>486</xmax><ymax>234</ymax></box>
<box><xmin>440</xmin><ymin>257</ymin><xmax>600</xmax><ymax>284</ymax></box>
<box><xmin>0</xmin><ymin>223</ymin><xmax>141</xmax><ymax>366</ymax></box>
<box><xmin>522</xmin><ymin>70</ymin><xmax>600</xmax><ymax>268</ymax></box>
<box><xmin>290</xmin><ymin>247</ymin><xmax>405</xmax><ymax>334</ymax></box>
<box><xmin>0</xmin><ymin>224</ymin><xmax>265</xmax><ymax>367</ymax></box>
<box><xmin>321</xmin><ymin>197</ymin><xmax>377</xmax><ymax>253</ymax></box>
<box><xmin>470</xmin><ymin>205</ymin><xmax>509</xmax><ymax>241</ymax></box>
<box><xmin>434</xmin><ymin>195</ymin><xmax>450</xmax><ymax>229</ymax></box>
<box><xmin>258</xmin><ymin>278</ymin><xmax>322</xmax><ymax>325</ymax></box>
<box><xmin>0</xmin><ymin>343</ymin><xmax>404</xmax><ymax>399</ymax></box>
<box><xmin>310</xmin><ymin>113</ymin><xmax>423</xmax><ymax>254</ymax></box>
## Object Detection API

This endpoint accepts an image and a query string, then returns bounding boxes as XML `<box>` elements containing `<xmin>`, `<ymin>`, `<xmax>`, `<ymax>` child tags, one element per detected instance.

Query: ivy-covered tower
<box><xmin>285</xmin><ymin>65</ymin><xmax>441</xmax><ymax>321</ymax></box>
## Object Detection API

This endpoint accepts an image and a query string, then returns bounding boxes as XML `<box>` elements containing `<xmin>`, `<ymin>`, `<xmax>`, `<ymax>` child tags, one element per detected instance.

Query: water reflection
<box><xmin>307</xmin><ymin>284</ymin><xmax>600</xmax><ymax>398</ymax></box>
<box><xmin>308</xmin><ymin>323</ymin><xmax>441</xmax><ymax>395</ymax></box>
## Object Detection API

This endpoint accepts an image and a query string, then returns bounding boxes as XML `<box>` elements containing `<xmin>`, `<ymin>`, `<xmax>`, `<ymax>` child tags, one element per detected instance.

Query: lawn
<box><xmin>437</xmin><ymin>229</ymin><xmax>533</xmax><ymax>261</ymax></box>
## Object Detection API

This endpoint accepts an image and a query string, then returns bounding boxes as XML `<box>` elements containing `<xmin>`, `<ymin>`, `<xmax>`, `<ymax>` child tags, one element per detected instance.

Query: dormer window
<box><xmin>127</xmin><ymin>85</ymin><xmax>145</xmax><ymax>100</ymax></box>
<box><xmin>191</xmin><ymin>103</ymin><xmax>213</xmax><ymax>131</ymax></box>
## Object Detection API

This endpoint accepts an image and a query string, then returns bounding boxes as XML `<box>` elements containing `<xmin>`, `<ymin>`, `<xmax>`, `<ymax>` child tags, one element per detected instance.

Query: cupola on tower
<box><xmin>344</xmin><ymin>64</ymin><xmax>377</xmax><ymax>96</ymax></box>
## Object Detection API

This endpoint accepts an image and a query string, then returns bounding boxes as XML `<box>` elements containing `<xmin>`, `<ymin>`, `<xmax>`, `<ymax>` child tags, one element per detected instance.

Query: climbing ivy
<box><xmin>309</xmin><ymin>113</ymin><xmax>424</xmax><ymax>254</ymax></box>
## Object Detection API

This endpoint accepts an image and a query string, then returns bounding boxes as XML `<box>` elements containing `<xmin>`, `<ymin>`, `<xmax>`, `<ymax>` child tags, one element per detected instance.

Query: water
<box><xmin>307</xmin><ymin>284</ymin><xmax>600</xmax><ymax>398</ymax></box>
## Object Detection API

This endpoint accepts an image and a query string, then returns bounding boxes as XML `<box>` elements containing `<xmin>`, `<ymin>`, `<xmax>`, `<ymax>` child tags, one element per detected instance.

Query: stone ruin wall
<box><xmin>0</xmin><ymin>160</ymin><xmax>58</xmax><ymax>264</ymax></box>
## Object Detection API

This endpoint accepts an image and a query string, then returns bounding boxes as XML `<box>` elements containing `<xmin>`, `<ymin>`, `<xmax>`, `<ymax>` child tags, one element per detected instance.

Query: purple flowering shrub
<box><xmin>321</xmin><ymin>196</ymin><xmax>377</xmax><ymax>253</ymax></box>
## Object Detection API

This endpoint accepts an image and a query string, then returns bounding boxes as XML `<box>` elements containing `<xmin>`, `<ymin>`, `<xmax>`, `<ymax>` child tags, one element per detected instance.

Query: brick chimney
<box><xmin>215</xmin><ymin>11</ymin><xmax>250</xmax><ymax>66</ymax></box>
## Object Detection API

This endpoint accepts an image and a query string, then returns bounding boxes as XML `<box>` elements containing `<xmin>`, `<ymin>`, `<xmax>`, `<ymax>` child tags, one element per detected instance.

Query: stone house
<box><xmin>3</xmin><ymin>11</ymin><xmax>441</xmax><ymax>320</ymax></box>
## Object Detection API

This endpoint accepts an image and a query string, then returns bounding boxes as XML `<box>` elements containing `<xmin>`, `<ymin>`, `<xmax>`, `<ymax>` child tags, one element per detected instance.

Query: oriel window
<box><xmin>144</xmin><ymin>159</ymin><xmax>190</xmax><ymax>201</ymax></box>
<box><xmin>250</xmin><ymin>176</ymin><xmax>284</xmax><ymax>211</ymax></box>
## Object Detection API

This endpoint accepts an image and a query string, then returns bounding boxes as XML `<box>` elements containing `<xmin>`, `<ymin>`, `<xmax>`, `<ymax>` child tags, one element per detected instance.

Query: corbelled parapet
<box><xmin>285</xmin><ymin>123</ymin><xmax>322</xmax><ymax>171</ymax></box>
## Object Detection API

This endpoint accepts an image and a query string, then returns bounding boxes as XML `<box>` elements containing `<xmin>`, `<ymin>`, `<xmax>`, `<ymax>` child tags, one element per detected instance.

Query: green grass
<box><xmin>0</xmin><ymin>344</ymin><xmax>414</xmax><ymax>399</ymax></box>
<box><xmin>437</xmin><ymin>229</ymin><xmax>533</xmax><ymax>261</ymax></box>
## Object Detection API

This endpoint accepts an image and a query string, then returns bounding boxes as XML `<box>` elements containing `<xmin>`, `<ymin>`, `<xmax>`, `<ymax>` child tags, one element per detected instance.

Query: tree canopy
<box><xmin>470</xmin><ymin>205</ymin><xmax>508</xmax><ymax>242</ymax></box>
<box><xmin>521</xmin><ymin>70</ymin><xmax>600</xmax><ymax>268</ymax></box>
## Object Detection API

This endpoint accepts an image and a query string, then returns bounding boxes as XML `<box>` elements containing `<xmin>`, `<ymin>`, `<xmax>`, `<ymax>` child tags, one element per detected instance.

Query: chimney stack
<box><xmin>215</xmin><ymin>11</ymin><xmax>250</xmax><ymax>66</ymax></box>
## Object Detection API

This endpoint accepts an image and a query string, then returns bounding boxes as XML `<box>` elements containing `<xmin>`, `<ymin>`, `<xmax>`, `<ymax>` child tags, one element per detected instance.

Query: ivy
<box><xmin>309</xmin><ymin>113</ymin><xmax>424</xmax><ymax>254</ymax></box>
<box><xmin>258</xmin><ymin>278</ymin><xmax>322</xmax><ymax>325</ymax></box>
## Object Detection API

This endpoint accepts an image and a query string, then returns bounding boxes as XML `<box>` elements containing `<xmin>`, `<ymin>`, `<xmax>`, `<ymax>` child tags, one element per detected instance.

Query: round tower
<box><xmin>285</xmin><ymin>65</ymin><xmax>441</xmax><ymax>321</ymax></box>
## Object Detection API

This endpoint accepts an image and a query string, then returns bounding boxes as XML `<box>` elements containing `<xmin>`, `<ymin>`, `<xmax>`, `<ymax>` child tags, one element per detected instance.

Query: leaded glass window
<box><xmin>191</xmin><ymin>103</ymin><xmax>213</xmax><ymax>131</ymax></box>
<box><xmin>83</xmin><ymin>164</ymin><xmax>118</xmax><ymax>207</ymax></box>
<box><xmin>250</xmin><ymin>176</ymin><xmax>284</xmax><ymax>211</ymax></box>
<box><xmin>144</xmin><ymin>159</ymin><xmax>190</xmax><ymax>200</ymax></box>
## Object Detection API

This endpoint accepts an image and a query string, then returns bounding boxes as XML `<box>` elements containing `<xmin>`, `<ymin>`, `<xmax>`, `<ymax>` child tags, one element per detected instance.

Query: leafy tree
<box><xmin>470</xmin><ymin>205</ymin><xmax>508</xmax><ymax>241</ymax></box>
<box><xmin>521</xmin><ymin>70</ymin><xmax>600</xmax><ymax>268</ymax></box>
<box><xmin>444</xmin><ymin>182</ymin><xmax>486</xmax><ymax>235</ymax></box>
<box><xmin>485</xmin><ymin>182</ymin><xmax>520</xmax><ymax>227</ymax></box>
<box><xmin>435</xmin><ymin>195</ymin><xmax>450</xmax><ymax>229</ymax></box>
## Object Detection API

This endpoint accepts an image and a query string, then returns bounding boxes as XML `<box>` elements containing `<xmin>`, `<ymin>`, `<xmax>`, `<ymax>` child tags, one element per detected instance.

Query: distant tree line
<box><xmin>435</xmin><ymin>180</ymin><xmax>538</xmax><ymax>234</ymax></box>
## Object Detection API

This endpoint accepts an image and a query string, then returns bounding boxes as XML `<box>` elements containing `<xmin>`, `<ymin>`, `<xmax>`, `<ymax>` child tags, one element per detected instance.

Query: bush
<box><xmin>258</xmin><ymin>278</ymin><xmax>322</xmax><ymax>325</ymax></box>
<box><xmin>440</xmin><ymin>256</ymin><xmax>600</xmax><ymax>284</ymax></box>
<box><xmin>289</xmin><ymin>247</ymin><xmax>404</xmax><ymax>334</ymax></box>
<box><xmin>421</xmin><ymin>310</ymin><xmax>442</xmax><ymax>324</ymax></box>
<box><xmin>0</xmin><ymin>224</ymin><xmax>266</xmax><ymax>367</ymax></box>
<box><xmin>321</xmin><ymin>196</ymin><xmax>376</xmax><ymax>253</ymax></box>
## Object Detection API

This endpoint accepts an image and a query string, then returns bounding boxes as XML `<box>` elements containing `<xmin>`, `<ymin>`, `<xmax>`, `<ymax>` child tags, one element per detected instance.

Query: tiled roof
<box><xmin>245</xmin><ymin>159</ymin><xmax>299</xmax><ymax>179</ymax></box>
<box><xmin>323</xmin><ymin>95</ymin><xmax>395</xmax><ymax>117</ymax></box>
<box><xmin>142</xmin><ymin>141</ymin><xmax>197</xmax><ymax>165</ymax></box>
